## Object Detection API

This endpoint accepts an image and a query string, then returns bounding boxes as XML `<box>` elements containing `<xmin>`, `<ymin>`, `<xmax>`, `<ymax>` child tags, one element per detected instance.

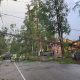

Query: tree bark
<box><xmin>59</xmin><ymin>37</ymin><xmax>64</xmax><ymax>58</ymax></box>
<box><xmin>55</xmin><ymin>0</ymin><xmax>64</xmax><ymax>58</ymax></box>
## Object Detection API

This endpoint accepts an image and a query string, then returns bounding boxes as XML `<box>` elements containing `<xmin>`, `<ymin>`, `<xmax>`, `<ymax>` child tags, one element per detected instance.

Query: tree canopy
<box><xmin>44</xmin><ymin>0</ymin><xmax>70</xmax><ymax>57</ymax></box>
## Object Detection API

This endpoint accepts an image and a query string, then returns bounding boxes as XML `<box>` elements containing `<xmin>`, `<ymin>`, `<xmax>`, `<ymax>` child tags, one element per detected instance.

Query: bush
<box><xmin>55</xmin><ymin>58</ymin><xmax>76</xmax><ymax>64</ymax></box>
<box><xmin>27</xmin><ymin>56</ymin><xmax>40</xmax><ymax>61</ymax></box>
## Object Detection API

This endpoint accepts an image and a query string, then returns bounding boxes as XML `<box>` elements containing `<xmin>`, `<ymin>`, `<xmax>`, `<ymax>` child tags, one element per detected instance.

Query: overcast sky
<box><xmin>0</xmin><ymin>0</ymin><xmax>80</xmax><ymax>40</ymax></box>
<box><xmin>65</xmin><ymin>0</ymin><xmax>80</xmax><ymax>40</ymax></box>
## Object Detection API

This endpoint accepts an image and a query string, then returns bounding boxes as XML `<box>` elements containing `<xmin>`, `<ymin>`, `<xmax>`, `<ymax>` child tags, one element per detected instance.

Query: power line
<box><xmin>0</xmin><ymin>31</ymin><xmax>23</xmax><ymax>38</ymax></box>
<box><xmin>0</xmin><ymin>31</ymin><xmax>51</xmax><ymax>43</ymax></box>
<box><xmin>1</xmin><ymin>13</ymin><xmax>25</xmax><ymax>19</ymax></box>
<box><xmin>0</xmin><ymin>15</ymin><xmax>4</xmax><ymax>26</ymax></box>
<box><xmin>71</xmin><ymin>29</ymin><xmax>80</xmax><ymax>31</ymax></box>
<box><xmin>12</xmin><ymin>0</ymin><xmax>28</xmax><ymax>3</ymax></box>
<box><xmin>0</xmin><ymin>13</ymin><xmax>5</xmax><ymax>26</ymax></box>
<box><xmin>1</xmin><ymin>14</ymin><xmax>80</xmax><ymax>32</ymax></box>
<box><xmin>0</xmin><ymin>12</ymin><xmax>80</xmax><ymax>32</ymax></box>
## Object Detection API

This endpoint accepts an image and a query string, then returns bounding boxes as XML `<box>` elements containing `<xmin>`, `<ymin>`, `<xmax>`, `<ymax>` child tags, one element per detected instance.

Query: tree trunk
<box><xmin>59</xmin><ymin>37</ymin><xmax>64</xmax><ymax>58</ymax></box>
<box><xmin>55</xmin><ymin>0</ymin><xmax>64</xmax><ymax>59</ymax></box>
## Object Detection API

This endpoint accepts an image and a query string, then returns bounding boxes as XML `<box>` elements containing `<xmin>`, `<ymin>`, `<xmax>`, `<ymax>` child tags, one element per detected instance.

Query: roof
<box><xmin>63</xmin><ymin>39</ymin><xmax>73</xmax><ymax>43</ymax></box>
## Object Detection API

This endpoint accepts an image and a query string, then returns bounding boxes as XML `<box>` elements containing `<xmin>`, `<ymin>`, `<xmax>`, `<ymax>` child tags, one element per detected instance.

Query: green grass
<box><xmin>16</xmin><ymin>55</ymin><xmax>77</xmax><ymax>64</ymax></box>
<box><xmin>55</xmin><ymin>58</ymin><xmax>76</xmax><ymax>64</ymax></box>
<box><xmin>22</xmin><ymin>56</ymin><xmax>54</xmax><ymax>62</ymax></box>
<box><xmin>24</xmin><ymin>60</ymin><xmax>37</xmax><ymax>63</ymax></box>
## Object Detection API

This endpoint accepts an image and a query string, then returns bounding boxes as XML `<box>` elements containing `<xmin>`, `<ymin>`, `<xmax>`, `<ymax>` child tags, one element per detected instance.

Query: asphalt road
<box><xmin>0</xmin><ymin>61</ymin><xmax>80</xmax><ymax>80</ymax></box>
<box><xmin>0</xmin><ymin>60</ymin><xmax>23</xmax><ymax>80</ymax></box>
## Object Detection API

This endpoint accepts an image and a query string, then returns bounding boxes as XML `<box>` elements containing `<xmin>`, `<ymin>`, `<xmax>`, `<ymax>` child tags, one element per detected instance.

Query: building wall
<box><xmin>51</xmin><ymin>44</ymin><xmax>62</xmax><ymax>58</ymax></box>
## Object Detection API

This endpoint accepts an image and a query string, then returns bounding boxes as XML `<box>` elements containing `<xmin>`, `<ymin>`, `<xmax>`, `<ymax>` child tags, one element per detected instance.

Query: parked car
<box><xmin>40</xmin><ymin>51</ymin><xmax>54</xmax><ymax>56</ymax></box>
<box><xmin>2</xmin><ymin>52</ymin><xmax>12</xmax><ymax>60</ymax></box>
<box><xmin>71</xmin><ymin>51</ymin><xmax>80</xmax><ymax>60</ymax></box>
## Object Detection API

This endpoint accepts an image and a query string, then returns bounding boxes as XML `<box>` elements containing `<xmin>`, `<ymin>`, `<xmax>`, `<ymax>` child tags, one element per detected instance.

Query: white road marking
<box><xmin>14</xmin><ymin>62</ymin><xmax>26</xmax><ymax>80</ymax></box>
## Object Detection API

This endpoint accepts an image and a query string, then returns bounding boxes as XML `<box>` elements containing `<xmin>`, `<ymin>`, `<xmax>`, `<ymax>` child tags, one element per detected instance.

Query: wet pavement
<box><xmin>17</xmin><ymin>62</ymin><xmax>80</xmax><ymax>80</ymax></box>
<box><xmin>0</xmin><ymin>60</ymin><xmax>23</xmax><ymax>80</ymax></box>
<box><xmin>0</xmin><ymin>61</ymin><xmax>80</xmax><ymax>80</ymax></box>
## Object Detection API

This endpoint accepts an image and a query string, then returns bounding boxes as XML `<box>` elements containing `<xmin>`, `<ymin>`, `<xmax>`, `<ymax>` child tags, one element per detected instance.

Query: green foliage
<box><xmin>0</xmin><ymin>28</ymin><xmax>8</xmax><ymax>55</ymax></box>
<box><xmin>64</xmin><ymin>42</ymin><xmax>70</xmax><ymax>48</ymax></box>
<box><xmin>55</xmin><ymin>58</ymin><xmax>76</xmax><ymax>64</ymax></box>
<box><xmin>0</xmin><ymin>36</ymin><xmax>7</xmax><ymax>50</ymax></box>
<box><xmin>19</xmin><ymin>0</ymin><xmax>56</xmax><ymax>56</ymax></box>
<box><xmin>73</xmin><ymin>1</ymin><xmax>80</xmax><ymax>15</ymax></box>
<box><xmin>45</xmin><ymin>0</ymin><xmax>70</xmax><ymax>36</ymax></box>
<box><xmin>10</xmin><ymin>38</ymin><xmax>19</xmax><ymax>54</ymax></box>
<box><xmin>9</xmin><ymin>0</ymin><xmax>70</xmax><ymax>58</ymax></box>
<box><xmin>45</xmin><ymin>0</ymin><xmax>71</xmax><ymax>57</ymax></box>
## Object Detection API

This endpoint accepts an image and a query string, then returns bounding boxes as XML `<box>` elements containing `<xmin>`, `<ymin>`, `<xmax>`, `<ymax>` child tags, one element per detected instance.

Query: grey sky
<box><xmin>65</xmin><ymin>0</ymin><xmax>80</xmax><ymax>40</ymax></box>
<box><xmin>0</xmin><ymin>0</ymin><xmax>80</xmax><ymax>40</ymax></box>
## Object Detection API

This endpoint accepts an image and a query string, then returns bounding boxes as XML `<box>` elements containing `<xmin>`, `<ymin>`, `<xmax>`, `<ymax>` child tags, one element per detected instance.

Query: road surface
<box><xmin>0</xmin><ymin>60</ymin><xmax>80</xmax><ymax>80</ymax></box>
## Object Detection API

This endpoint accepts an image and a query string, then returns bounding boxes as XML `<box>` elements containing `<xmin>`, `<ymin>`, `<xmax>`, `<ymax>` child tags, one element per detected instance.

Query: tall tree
<box><xmin>45</xmin><ymin>0</ymin><xmax>70</xmax><ymax>57</ymax></box>
<box><xmin>0</xmin><ymin>27</ymin><xmax>8</xmax><ymax>55</ymax></box>
<box><xmin>73</xmin><ymin>1</ymin><xmax>80</xmax><ymax>15</ymax></box>
<box><xmin>22</xmin><ymin>0</ymin><xmax>55</xmax><ymax>56</ymax></box>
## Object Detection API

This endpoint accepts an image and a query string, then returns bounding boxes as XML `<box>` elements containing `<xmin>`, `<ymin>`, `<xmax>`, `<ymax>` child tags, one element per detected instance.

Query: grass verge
<box><xmin>55</xmin><ymin>58</ymin><xmax>77</xmax><ymax>64</ymax></box>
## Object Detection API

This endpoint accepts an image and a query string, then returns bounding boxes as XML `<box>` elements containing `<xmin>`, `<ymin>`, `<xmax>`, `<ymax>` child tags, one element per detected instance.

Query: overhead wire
<box><xmin>0</xmin><ymin>15</ymin><xmax>4</xmax><ymax>26</ymax></box>
<box><xmin>0</xmin><ymin>0</ymin><xmax>80</xmax><ymax>38</ymax></box>
<box><xmin>12</xmin><ymin>0</ymin><xmax>28</xmax><ymax>3</ymax></box>
<box><xmin>0</xmin><ymin>12</ymin><xmax>80</xmax><ymax>32</ymax></box>
<box><xmin>0</xmin><ymin>11</ymin><xmax>5</xmax><ymax>27</ymax></box>
<box><xmin>1</xmin><ymin>13</ymin><xmax>25</xmax><ymax>19</ymax></box>
<box><xmin>71</xmin><ymin>29</ymin><xmax>80</xmax><ymax>31</ymax></box>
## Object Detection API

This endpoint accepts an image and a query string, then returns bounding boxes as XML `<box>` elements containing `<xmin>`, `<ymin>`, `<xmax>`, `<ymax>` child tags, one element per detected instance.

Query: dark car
<box><xmin>72</xmin><ymin>51</ymin><xmax>80</xmax><ymax>60</ymax></box>
<box><xmin>40</xmin><ymin>51</ymin><xmax>54</xmax><ymax>56</ymax></box>
<box><xmin>2</xmin><ymin>52</ymin><xmax>12</xmax><ymax>60</ymax></box>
